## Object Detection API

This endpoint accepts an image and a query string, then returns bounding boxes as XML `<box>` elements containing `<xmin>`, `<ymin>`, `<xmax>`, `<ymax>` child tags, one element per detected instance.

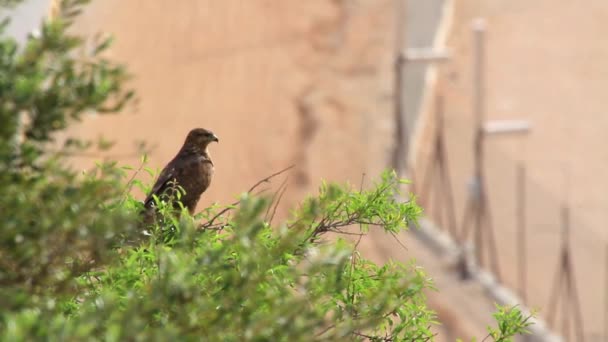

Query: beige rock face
<box><xmin>69</xmin><ymin>0</ymin><xmax>396</xmax><ymax>216</ymax></box>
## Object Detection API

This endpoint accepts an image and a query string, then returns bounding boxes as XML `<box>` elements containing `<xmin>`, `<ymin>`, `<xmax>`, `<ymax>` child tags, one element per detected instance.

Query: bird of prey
<box><xmin>143</xmin><ymin>128</ymin><xmax>219</xmax><ymax>218</ymax></box>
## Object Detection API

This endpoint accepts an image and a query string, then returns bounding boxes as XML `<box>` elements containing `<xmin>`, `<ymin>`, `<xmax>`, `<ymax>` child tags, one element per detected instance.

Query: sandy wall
<box><xmin>69</xmin><ymin>0</ymin><xmax>396</xmax><ymax>216</ymax></box>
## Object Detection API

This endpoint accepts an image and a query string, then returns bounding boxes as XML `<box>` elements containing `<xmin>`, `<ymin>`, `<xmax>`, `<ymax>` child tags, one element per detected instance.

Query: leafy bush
<box><xmin>0</xmin><ymin>0</ymin><xmax>136</xmax><ymax>314</ymax></box>
<box><xmin>0</xmin><ymin>1</ymin><xmax>533</xmax><ymax>341</ymax></box>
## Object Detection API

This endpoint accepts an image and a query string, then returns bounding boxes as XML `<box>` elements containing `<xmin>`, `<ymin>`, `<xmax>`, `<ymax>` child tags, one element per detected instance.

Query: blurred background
<box><xmin>7</xmin><ymin>0</ymin><xmax>608</xmax><ymax>340</ymax></box>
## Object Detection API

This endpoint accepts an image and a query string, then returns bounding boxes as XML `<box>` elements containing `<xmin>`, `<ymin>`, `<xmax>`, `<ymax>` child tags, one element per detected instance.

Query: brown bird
<box><xmin>143</xmin><ymin>128</ymin><xmax>219</xmax><ymax>217</ymax></box>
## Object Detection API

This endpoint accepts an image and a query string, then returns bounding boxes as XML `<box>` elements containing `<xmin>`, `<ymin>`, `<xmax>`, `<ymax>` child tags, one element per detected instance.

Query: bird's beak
<box><xmin>212</xmin><ymin>134</ymin><xmax>219</xmax><ymax>143</ymax></box>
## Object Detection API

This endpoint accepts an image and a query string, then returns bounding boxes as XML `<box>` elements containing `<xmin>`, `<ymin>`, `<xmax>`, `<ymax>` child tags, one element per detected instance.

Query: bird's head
<box><xmin>182</xmin><ymin>128</ymin><xmax>219</xmax><ymax>153</ymax></box>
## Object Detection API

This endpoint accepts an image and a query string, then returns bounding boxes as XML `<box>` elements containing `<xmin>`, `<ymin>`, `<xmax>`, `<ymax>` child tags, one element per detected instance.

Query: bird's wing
<box><xmin>143</xmin><ymin>165</ymin><xmax>177</xmax><ymax>208</ymax></box>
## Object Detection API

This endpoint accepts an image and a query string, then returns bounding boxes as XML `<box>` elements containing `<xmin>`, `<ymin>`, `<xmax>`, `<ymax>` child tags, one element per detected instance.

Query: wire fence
<box><xmin>402</xmin><ymin>15</ymin><xmax>606</xmax><ymax>341</ymax></box>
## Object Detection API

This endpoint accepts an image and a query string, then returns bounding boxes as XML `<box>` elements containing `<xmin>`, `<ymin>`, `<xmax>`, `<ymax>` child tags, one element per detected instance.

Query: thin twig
<box><xmin>359</xmin><ymin>172</ymin><xmax>366</xmax><ymax>193</ymax></box>
<box><xmin>268</xmin><ymin>177</ymin><xmax>289</xmax><ymax>226</ymax></box>
<box><xmin>328</xmin><ymin>230</ymin><xmax>366</xmax><ymax>237</ymax></box>
<box><xmin>200</xmin><ymin>165</ymin><xmax>295</xmax><ymax>229</ymax></box>
<box><xmin>252</xmin><ymin>187</ymin><xmax>272</xmax><ymax>197</ymax></box>
<box><xmin>389</xmin><ymin>231</ymin><xmax>408</xmax><ymax>251</ymax></box>
<box><xmin>120</xmin><ymin>158</ymin><xmax>147</xmax><ymax>203</ymax></box>
<box><xmin>247</xmin><ymin>164</ymin><xmax>295</xmax><ymax>193</ymax></box>
<box><xmin>265</xmin><ymin>177</ymin><xmax>289</xmax><ymax>220</ymax></box>
<box><xmin>315</xmin><ymin>324</ymin><xmax>336</xmax><ymax>337</ymax></box>
<box><xmin>347</xmin><ymin>232</ymin><xmax>364</xmax><ymax>312</ymax></box>
<box><xmin>351</xmin><ymin>331</ymin><xmax>393</xmax><ymax>341</ymax></box>
<box><xmin>199</xmin><ymin>202</ymin><xmax>238</xmax><ymax>230</ymax></box>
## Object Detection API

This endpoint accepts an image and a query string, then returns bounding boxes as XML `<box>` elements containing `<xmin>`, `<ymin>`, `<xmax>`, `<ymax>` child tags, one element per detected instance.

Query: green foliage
<box><xmin>0</xmin><ymin>1</ymin><xmax>534</xmax><ymax>341</ymax></box>
<box><xmin>483</xmin><ymin>305</ymin><xmax>534</xmax><ymax>342</ymax></box>
<box><xmin>3</xmin><ymin>168</ymin><xmax>437</xmax><ymax>341</ymax></box>
<box><xmin>0</xmin><ymin>159</ymin><xmax>137</xmax><ymax>310</ymax></box>
<box><xmin>0</xmin><ymin>0</ymin><xmax>133</xmax><ymax>169</ymax></box>
<box><xmin>0</xmin><ymin>0</ymin><xmax>22</xmax><ymax>8</ymax></box>
<box><xmin>0</xmin><ymin>0</ymin><xmax>137</xmax><ymax>331</ymax></box>
<box><xmin>1</xmin><ymin>163</ymin><xmax>534</xmax><ymax>341</ymax></box>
